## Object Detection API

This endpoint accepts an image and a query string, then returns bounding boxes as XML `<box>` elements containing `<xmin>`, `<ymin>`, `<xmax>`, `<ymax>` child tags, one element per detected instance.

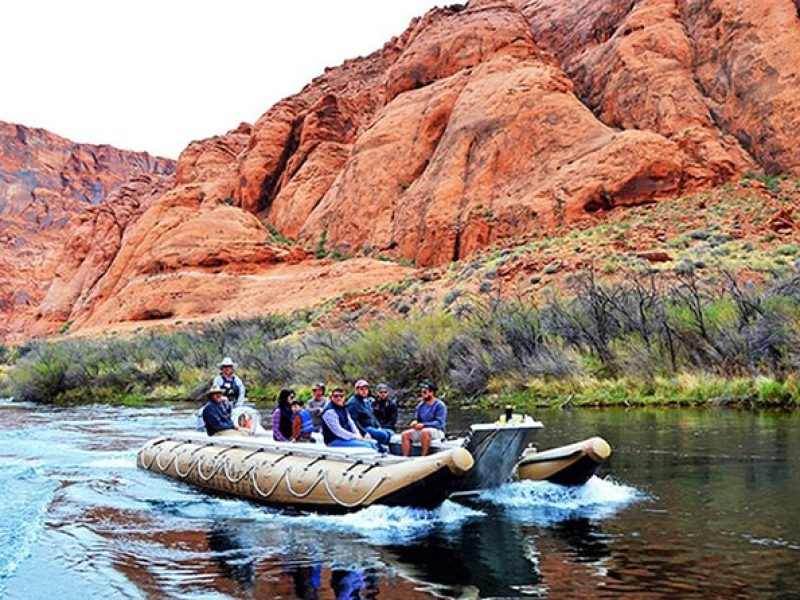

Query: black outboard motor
<box><xmin>450</xmin><ymin>419</ymin><xmax>542</xmax><ymax>496</ymax></box>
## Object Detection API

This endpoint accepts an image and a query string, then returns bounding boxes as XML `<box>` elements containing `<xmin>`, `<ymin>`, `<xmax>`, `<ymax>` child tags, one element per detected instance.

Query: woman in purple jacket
<box><xmin>272</xmin><ymin>389</ymin><xmax>295</xmax><ymax>442</ymax></box>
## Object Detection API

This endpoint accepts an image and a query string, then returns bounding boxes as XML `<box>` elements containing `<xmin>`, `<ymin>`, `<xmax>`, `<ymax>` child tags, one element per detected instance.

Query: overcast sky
<box><xmin>1</xmin><ymin>1</ymin><xmax>440</xmax><ymax>158</ymax></box>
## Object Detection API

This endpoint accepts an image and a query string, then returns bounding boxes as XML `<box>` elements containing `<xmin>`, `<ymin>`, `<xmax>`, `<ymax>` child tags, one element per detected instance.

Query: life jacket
<box><xmin>297</xmin><ymin>409</ymin><xmax>315</xmax><ymax>436</ymax></box>
<box><xmin>220</xmin><ymin>375</ymin><xmax>240</xmax><ymax>402</ymax></box>
<box><xmin>321</xmin><ymin>403</ymin><xmax>353</xmax><ymax>445</ymax></box>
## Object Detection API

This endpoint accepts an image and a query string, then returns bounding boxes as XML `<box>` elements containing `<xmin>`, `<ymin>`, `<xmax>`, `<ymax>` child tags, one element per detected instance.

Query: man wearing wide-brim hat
<box><xmin>201</xmin><ymin>386</ymin><xmax>249</xmax><ymax>437</ymax></box>
<box><xmin>213</xmin><ymin>357</ymin><xmax>246</xmax><ymax>407</ymax></box>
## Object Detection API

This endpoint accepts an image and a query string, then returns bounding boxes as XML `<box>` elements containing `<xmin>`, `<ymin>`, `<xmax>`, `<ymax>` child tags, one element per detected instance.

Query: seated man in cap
<box><xmin>401</xmin><ymin>382</ymin><xmax>447</xmax><ymax>456</ymax></box>
<box><xmin>346</xmin><ymin>379</ymin><xmax>393</xmax><ymax>449</ymax></box>
<box><xmin>201</xmin><ymin>386</ymin><xmax>250</xmax><ymax>437</ymax></box>
<box><xmin>213</xmin><ymin>357</ymin><xmax>246</xmax><ymax>407</ymax></box>
<box><xmin>321</xmin><ymin>388</ymin><xmax>379</xmax><ymax>450</ymax></box>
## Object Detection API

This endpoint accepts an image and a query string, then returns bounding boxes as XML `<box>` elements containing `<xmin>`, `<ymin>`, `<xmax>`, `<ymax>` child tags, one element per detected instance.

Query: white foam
<box><xmin>288</xmin><ymin>501</ymin><xmax>484</xmax><ymax>544</ymax></box>
<box><xmin>478</xmin><ymin>476</ymin><xmax>643</xmax><ymax>524</ymax></box>
<box><xmin>0</xmin><ymin>465</ymin><xmax>57</xmax><ymax>584</ymax></box>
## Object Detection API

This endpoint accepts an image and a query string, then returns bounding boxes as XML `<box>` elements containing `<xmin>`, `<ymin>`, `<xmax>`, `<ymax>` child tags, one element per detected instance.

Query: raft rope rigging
<box><xmin>142</xmin><ymin>441</ymin><xmax>389</xmax><ymax>508</ymax></box>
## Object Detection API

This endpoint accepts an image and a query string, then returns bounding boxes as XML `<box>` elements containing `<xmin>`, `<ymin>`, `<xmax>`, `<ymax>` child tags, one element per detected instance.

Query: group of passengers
<box><xmin>199</xmin><ymin>357</ymin><xmax>446</xmax><ymax>456</ymax></box>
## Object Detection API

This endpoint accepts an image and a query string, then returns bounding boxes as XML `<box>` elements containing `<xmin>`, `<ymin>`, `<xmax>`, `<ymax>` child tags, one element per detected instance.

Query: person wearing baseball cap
<box><xmin>346</xmin><ymin>379</ymin><xmax>393</xmax><ymax>450</ymax></box>
<box><xmin>401</xmin><ymin>381</ymin><xmax>446</xmax><ymax>456</ymax></box>
<box><xmin>373</xmin><ymin>383</ymin><xmax>398</xmax><ymax>431</ymax></box>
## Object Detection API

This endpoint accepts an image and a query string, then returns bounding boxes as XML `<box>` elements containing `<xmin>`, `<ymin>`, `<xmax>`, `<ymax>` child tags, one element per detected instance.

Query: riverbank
<box><xmin>2</xmin><ymin>270</ymin><xmax>798</xmax><ymax>409</ymax></box>
<box><xmin>478</xmin><ymin>374</ymin><xmax>799</xmax><ymax>411</ymax></box>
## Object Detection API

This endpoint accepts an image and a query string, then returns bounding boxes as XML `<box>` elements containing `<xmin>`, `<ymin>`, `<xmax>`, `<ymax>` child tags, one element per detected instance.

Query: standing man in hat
<box><xmin>401</xmin><ymin>382</ymin><xmax>446</xmax><ymax>456</ymax></box>
<box><xmin>202</xmin><ymin>386</ymin><xmax>250</xmax><ymax>437</ymax></box>
<box><xmin>213</xmin><ymin>357</ymin><xmax>246</xmax><ymax>407</ymax></box>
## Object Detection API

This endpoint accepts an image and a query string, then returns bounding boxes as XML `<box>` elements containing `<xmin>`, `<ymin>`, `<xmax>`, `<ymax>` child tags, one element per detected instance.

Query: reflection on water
<box><xmin>0</xmin><ymin>400</ymin><xmax>799</xmax><ymax>598</ymax></box>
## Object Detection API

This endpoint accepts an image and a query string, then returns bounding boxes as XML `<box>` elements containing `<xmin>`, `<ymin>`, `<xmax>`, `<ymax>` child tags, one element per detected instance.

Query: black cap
<box><xmin>419</xmin><ymin>381</ymin><xmax>438</xmax><ymax>393</ymax></box>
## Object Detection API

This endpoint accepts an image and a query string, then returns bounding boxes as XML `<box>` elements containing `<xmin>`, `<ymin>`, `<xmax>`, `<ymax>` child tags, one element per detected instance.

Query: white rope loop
<box><xmin>197</xmin><ymin>447</ymin><xmax>236</xmax><ymax>482</ymax></box>
<box><xmin>321</xmin><ymin>472</ymin><xmax>388</xmax><ymax>508</ymax></box>
<box><xmin>250</xmin><ymin>462</ymin><xmax>288</xmax><ymax>498</ymax></box>
<box><xmin>174</xmin><ymin>443</ymin><xmax>216</xmax><ymax>479</ymax></box>
<box><xmin>284</xmin><ymin>468</ymin><xmax>326</xmax><ymax>499</ymax></box>
<box><xmin>222</xmin><ymin>453</ymin><xmax>260</xmax><ymax>484</ymax></box>
<box><xmin>154</xmin><ymin>442</ymin><xmax>188</xmax><ymax>472</ymax></box>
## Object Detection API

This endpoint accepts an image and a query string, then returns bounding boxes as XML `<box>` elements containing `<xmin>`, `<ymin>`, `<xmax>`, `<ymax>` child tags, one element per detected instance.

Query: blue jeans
<box><xmin>329</xmin><ymin>438</ymin><xmax>379</xmax><ymax>450</ymax></box>
<box><xmin>364</xmin><ymin>427</ymin><xmax>393</xmax><ymax>446</ymax></box>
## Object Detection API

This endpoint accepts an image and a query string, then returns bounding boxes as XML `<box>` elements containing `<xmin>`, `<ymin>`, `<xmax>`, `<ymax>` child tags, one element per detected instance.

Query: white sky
<box><xmin>0</xmin><ymin>1</ymin><xmax>440</xmax><ymax>158</ymax></box>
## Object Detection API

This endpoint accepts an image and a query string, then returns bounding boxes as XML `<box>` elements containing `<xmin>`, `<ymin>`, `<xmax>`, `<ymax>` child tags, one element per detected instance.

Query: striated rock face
<box><xmin>0</xmin><ymin>121</ymin><xmax>174</xmax><ymax>338</ymax></box>
<box><xmin>25</xmin><ymin>173</ymin><xmax>176</xmax><ymax>336</ymax></box>
<box><xmin>7</xmin><ymin>0</ymin><xmax>800</xmax><ymax>338</ymax></box>
<box><xmin>171</xmin><ymin>0</ymin><xmax>800</xmax><ymax>267</ymax></box>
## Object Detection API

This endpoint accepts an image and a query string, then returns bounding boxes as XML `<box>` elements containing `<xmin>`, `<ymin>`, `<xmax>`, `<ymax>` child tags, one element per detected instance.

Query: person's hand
<box><xmin>364</xmin><ymin>433</ymin><xmax>372</xmax><ymax>440</ymax></box>
<box><xmin>410</xmin><ymin>420</ymin><xmax>418</xmax><ymax>428</ymax></box>
<box><xmin>414</xmin><ymin>422</ymin><xmax>424</xmax><ymax>430</ymax></box>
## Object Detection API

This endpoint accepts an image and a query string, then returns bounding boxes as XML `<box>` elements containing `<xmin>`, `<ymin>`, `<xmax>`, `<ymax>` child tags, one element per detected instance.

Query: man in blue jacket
<box><xmin>401</xmin><ymin>381</ymin><xmax>446</xmax><ymax>456</ymax></box>
<box><xmin>202</xmin><ymin>386</ymin><xmax>249</xmax><ymax>437</ymax></box>
<box><xmin>346</xmin><ymin>379</ymin><xmax>393</xmax><ymax>448</ymax></box>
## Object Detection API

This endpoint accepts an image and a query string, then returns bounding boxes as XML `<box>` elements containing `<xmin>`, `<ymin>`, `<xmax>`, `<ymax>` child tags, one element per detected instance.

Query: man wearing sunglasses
<box><xmin>321</xmin><ymin>387</ymin><xmax>379</xmax><ymax>450</ymax></box>
<box><xmin>401</xmin><ymin>382</ymin><xmax>447</xmax><ymax>456</ymax></box>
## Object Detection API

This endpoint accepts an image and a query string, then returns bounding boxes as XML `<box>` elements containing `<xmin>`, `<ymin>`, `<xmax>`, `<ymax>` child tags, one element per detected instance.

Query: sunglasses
<box><xmin>331</xmin><ymin>394</ymin><xmax>344</xmax><ymax>398</ymax></box>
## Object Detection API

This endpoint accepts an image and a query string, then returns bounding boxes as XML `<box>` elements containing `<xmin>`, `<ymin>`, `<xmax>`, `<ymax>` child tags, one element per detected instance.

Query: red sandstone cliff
<box><xmin>0</xmin><ymin>121</ymin><xmax>174</xmax><ymax>338</ymax></box>
<box><xmin>5</xmin><ymin>0</ymin><xmax>800</xmax><ymax>339</ymax></box>
<box><xmin>147</xmin><ymin>0</ymin><xmax>798</xmax><ymax>268</ymax></box>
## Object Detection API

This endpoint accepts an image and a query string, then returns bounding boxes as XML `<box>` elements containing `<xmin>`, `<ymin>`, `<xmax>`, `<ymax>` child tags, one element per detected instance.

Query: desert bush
<box><xmin>3</xmin><ymin>314</ymin><xmax>302</xmax><ymax>403</ymax></box>
<box><xmin>300</xmin><ymin>313</ymin><xmax>459</xmax><ymax>398</ymax></box>
<box><xmin>447</xmin><ymin>334</ymin><xmax>491</xmax><ymax>398</ymax></box>
<box><xmin>5</xmin><ymin>271</ymin><xmax>800</xmax><ymax>405</ymax></box>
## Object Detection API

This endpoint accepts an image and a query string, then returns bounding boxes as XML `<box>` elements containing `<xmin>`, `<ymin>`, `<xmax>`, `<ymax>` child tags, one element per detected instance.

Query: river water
<box><xmin>0</xmin><ymin>400</ymin><xmax>798</xmax><ymax>599</ymax></box>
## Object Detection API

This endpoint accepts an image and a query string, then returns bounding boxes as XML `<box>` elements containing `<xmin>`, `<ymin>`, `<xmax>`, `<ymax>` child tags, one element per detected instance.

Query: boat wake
<box><xmin>0</xmin><ymin>464</ymin><xmax>58</xmax><ymax>586</ymax></box>
<box><xmin>477</xmin><ymin>476</ymin><xmax>643</xmax><ymax>525</ymax></box>
<box><xmin>289</xmin><ymin>500</ymin><xmax>484</xmax><ymax>544</ymax></box>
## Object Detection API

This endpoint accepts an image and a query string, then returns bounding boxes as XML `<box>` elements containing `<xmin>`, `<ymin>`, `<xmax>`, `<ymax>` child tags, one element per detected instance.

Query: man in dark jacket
<box><xmin>373</xmin><ymin>383</ymin><xmax>398</xmax><ymax>431</ymax></box>
<box><xmin>346</xmin><ymin>379</ymin><xmax>393</xmax><ymax>447</ymax></box>
<box><xmin>202</xmin><ymin>386</ymin><xmax>248</xmax><ymax>437</ymax></box>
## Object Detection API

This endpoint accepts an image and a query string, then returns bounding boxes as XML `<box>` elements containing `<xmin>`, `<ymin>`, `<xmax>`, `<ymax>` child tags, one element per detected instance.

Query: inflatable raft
<box><xmin>515</xmin><ymin>436</ymin><xmax>612</xmax><ymax>485</ymax></box>
<box><xmin>137</xmin><ymin>413</ymin><xmax>543</xmax><ymax>511</ymax></box>
<box><xmin>138</xmin><ymin>434</ymin><xmax>474</xmax><ymax>512</ymax></box>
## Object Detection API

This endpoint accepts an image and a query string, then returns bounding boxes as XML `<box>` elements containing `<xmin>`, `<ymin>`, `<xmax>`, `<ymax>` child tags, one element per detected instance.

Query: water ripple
<box><xmin>0</xmin><ymin>464</ymin><xmax>57</xmax><ymax>585</ymax></box>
